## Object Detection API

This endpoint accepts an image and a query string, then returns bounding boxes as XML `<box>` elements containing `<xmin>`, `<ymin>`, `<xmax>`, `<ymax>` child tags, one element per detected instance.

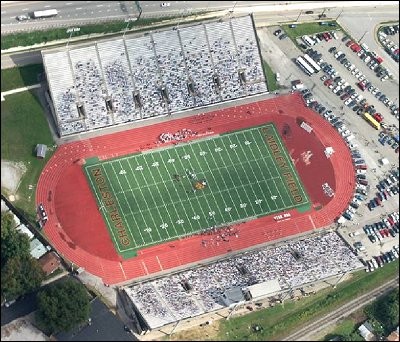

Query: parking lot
<box><xmin>257</xmin><ymin>23</ymin><xmax>399</xmax><ymax>270</ymax></box>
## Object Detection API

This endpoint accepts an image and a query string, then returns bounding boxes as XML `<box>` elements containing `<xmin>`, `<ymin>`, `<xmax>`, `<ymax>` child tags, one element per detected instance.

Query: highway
<box><xmin>0</xmin><ymin>1</ymin><xmax>284</xmax><ymax>33</ymax></box>
<box><xmin>283</xmin><ymin>277</ymin><xmax>399</xmax><ymax>341</ymax></box>
<box><xmin>1</xmin><ymin>1</ymin><xmax>398</xmax><ymax>34</ymax></box>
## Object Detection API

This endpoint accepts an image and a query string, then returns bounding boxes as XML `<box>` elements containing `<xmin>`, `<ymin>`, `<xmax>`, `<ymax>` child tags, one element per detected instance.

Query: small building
<box><xmin>29</xmin><ymin>238</ymin><xmax>48</xmax><ymax>259</ymax></box>
<box><xmin>358</xmin><ymin>321</ymin><xmax>375</xmax><ymax>341</ymax></box>
<box><xmin>36</xmin><ymin>144</ymin><xmax>47</xmax><ymax>159</ymax></box>
<box><xmin>220</xmin><ymin>287</ymin><xmax>246</xmax><ymax>307</ymax></box>
<box><xmin>38</xmin><ymin>251</ymin><xmax>61</xmax><ymax>276</ymax></box>
<box><xmin>16</xmin><ymin>224</ymin><xmax>35</xmax><ymax>240</ymax></box>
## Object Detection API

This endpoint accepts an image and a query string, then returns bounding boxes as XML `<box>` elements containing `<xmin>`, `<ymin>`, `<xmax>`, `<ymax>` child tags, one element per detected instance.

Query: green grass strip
<box><xmin>218</xmin><ymin>260</ymin><xmax>399</xmax><ymax>341</ymax></box>
<box><xmin>1</xmin><ymin>64</ymin><xmax>44</xmax><ymax>92</ymax></box>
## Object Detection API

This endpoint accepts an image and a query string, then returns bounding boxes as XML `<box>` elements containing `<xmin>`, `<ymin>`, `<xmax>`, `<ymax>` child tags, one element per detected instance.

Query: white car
<box><xmin>333</xmin><ymin>86</ymin><xmax>341</xmax><ymax>93</ymax></box>
<box><xmin>334</xmin><ymin>51</ymin><xmax>343</xmax><ymax>58</ymax></box>
<box><xmin>16</xmin><ymin>15</ymin><xmax>29</xmax><ymax>21</ymax></box>
<box><xmin>351</xmin><ymin>68</ymin><xmax>359</xmax><ymax>75</ymax></box>
<box><xmin>344</xmin><ymin>98</ymin><xmax>352</xmax><ymax>105</ymax></box>
<box><xmin>356</xmin><ymin>169</ymin><xmax>366</xmax><ymax>175</ymax></box>
<box><xmin>358</xmin><ymin>75</ymin><xmax>365</xmax><ymax>81</ymax></box>
<box><xmin>160</xmin><ymin>2</ymin><xmax>170</xmax><ymax>7</ymax></box>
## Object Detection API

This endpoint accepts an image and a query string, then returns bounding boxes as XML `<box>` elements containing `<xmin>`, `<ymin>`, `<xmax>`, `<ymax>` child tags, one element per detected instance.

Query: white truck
<box><xmin>32</xmin><ymin>9</ymin><xmax>58</xmax><ymax>19</ymax></box>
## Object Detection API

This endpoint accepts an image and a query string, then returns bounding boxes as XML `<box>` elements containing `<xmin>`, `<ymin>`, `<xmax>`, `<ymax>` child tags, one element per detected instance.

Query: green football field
<box><xmin>84</xmin><ymin>123</ymin><xmax>310</xmax><ymax>258</ymax></box>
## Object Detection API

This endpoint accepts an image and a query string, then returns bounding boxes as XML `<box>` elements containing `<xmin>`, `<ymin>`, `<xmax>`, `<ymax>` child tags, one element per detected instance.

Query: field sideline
<box><xmin>84</xmin><ymin>123</ymin><xmax>310</xmax><ymax>258</ymax></box>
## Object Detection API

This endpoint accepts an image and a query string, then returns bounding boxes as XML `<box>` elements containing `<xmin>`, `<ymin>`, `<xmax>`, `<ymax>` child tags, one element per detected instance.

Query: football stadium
<box><xmin>36</xmin><ymin>14</ymin><xmax>360</xmax><ymax>332</ymax></box>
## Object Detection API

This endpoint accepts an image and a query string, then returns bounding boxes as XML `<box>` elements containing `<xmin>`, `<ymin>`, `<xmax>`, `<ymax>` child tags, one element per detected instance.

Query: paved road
<box><xmin>1</xmin><ymin>1</ymin><xmax>398</xmax><ymax>34</ymax></box>
<box><xmin>0</xmin><ymin>1</ymin><xmax>274</xmax><ymax>33</ymax></box>
<box><xmin>283</xmin><ymin>276</ymin><xmax>399</xmax><ymax>341</ymax></box>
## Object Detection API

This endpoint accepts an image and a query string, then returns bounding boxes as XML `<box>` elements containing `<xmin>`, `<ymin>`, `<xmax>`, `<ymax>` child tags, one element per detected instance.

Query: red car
<box><xmin>324</xmin><ymin>79</ymin><xmax>333</xmax><ymax>86</ymax></box>
<box><xmin>358</xmin><ymin>81</ymin><xmax>367</xmax><ymax>91</ymax></box>
<box><xmin>346</xmin><ymin>40</ymin><xmax>354</xmax><ymax>47</ymax></box>
<box><xmin>373</xmin><ymin>113</ymin><xmax>384</xmax><ymax>122</ymax></box>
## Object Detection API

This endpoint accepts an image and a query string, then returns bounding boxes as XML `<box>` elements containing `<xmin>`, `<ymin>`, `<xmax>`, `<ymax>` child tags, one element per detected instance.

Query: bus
<box><xmin>296</xmin><ymin>56</ymin><xmax>314</xmax><ymax>76</ymax></box>
<box><xmin>303</xmin><ymin>54</ymin><xmax>321</xmax><ymax>72</ymax></box>
<box><xmin>302</xmin><ymin>35</ymin><xmax>315</xmax><ymax>46</ymax></box>
<box><xmin>363</xmin><ymin>112</ymin><xmax>380</xmax><ymax>130</ymax></box>
<box><xmin>32</xmin><ymin>9</ymin><xmax>58</xmax><ymax>19</ymax></box>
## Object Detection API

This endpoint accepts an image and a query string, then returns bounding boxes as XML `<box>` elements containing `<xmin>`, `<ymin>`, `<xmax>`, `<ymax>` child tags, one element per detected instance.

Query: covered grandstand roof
<box><xmin>245</xmin><ymin>279</ymin><xmax>281</xmax><ymax>299</ymax></box>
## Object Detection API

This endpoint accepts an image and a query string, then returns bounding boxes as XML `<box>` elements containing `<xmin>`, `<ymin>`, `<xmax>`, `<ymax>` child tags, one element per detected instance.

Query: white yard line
<box><xmin>165</xmin><ymin>149</ymin><xmax>203</xmax><ymax>232</ymax></box>
<box><xmin>193</xmin><ymin>142</ymin><xmax>236</xmax><ymax>223</ymax></box>
<box><xmin>123</xmin><ymin>159</ymin><xmax>160</xmax><ymax>245</ymax></box>
<box><xmin>147</xmin><ymin>153</ymin><xmax>180</xmax><ymax>239</ymax></box>
<box><xmin>207</xmin><ymin>138</ymin><xmax>246</xmax><ymax>219</ymax></box>
<box><xmin>157</xmin><ymin>150</ymin><xmax>194</xmax><ymax>236</ymax></box>
<box><xmin>225</xmin><ymin>135</ymin><xmax>259</xmax><ymax>217</ymax></box>
<box><xmin>172</xmin><ymin>146</ymin><xmax>209</xmax><ymax>230</ymax></box>
<box><xmin>189</xmin><ymin>143</ymin><xmax>224</xmax><ymax>226</ymax></box>
<box><xmin>125</xmin><ymin>156</ymin><xmax>164</xmax><ymax>243</ymax></box>
<box><xmin>234</xmin><ymin>132</ymin><xmax>273</xmax><ymax>213</ymax></box>
<box><xmin>249</xmin><ymin>129</ymin><xmax>290</xmax><ymax>208</ymax></box>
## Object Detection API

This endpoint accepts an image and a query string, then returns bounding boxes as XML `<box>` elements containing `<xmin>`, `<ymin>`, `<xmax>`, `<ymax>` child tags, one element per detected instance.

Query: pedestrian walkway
<box><xmin>1</xmin><ymin>83</ymin><xmax>41</xmax><ymax>101</ymax></box>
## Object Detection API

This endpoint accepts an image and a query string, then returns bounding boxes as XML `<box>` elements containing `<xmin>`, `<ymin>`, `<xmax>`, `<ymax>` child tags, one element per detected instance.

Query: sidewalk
<box><xmin>1</xmin><ymin>84</ymin><xmax>41</xmax><ymax>101</ymax></box>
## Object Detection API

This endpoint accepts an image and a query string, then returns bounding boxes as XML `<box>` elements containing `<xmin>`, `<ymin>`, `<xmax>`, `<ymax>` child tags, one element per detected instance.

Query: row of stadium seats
<box><xmin>125</xmin><ymin>232</ymin><xmax>363</xmax><ymax>329</ymax></box>
<box><xmin>43</xmin><ymin>15</ymin><xmax>268</xmax><ymax>136</ymax></box>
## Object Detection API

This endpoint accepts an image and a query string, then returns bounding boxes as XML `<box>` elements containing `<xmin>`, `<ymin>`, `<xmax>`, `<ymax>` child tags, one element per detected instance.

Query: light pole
<box><xmin>229</xmin><ymin>1</ymin><xmax>237</xmax><ymax>15</ymax></box>
<box><xmin>123</xmin><ymin>17</ymin><xmax>137</xmax><ymax>38</ymax></box>
<box><xmin>336</xmin><ymin>7</ymin><xmax>344</xmax><ymax>20</ymax></box>
<box><xmin>358</xmin><ymin>30</ymin><xmax>368</xmax><ymax>44</ymax></box>
<box><xmin>296</xmin><ymin>10</ymin><xmax>302</xmax><ymax>22</ymax></box>
<box><xmin>66</xmin><ymin>27</ymin><xmax>81</xmax><ymax>48</ymax></box>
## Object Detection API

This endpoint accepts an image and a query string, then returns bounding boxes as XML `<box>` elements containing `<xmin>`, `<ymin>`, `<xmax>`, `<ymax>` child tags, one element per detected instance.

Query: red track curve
<box><xmin>36</xmin><ymin>93</ymin><xmax>355</xmax><ymax>284</ymax></box>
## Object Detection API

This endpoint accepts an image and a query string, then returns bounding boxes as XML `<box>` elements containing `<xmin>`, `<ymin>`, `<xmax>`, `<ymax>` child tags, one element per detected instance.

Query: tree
<box><xmin>1</xmin><ymin>212</ymin><xmax>30</xmax><ymax>268</ymax></box>
<box><xmin>1</xmin><ymin>255</ymin><xmax>45</xmax><ymax>300</ymax></box>
<box><xmin>364</xmin><ymin>288</ymin><xmax>399</xmax><ymax>335</ymax></box>
<box><xmin>36</xmin><ymin>279</ymin><xmax>91</xmax><ymax>334</ymax></box>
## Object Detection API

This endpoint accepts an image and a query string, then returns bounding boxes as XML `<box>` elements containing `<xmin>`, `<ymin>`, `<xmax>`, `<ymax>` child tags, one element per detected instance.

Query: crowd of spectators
<box><xmin>159</xmin><ymin>129</ymin><xmax>196</xmax><ymax>143</ymax></box>
<box><xmin>125</xmin><ymin>231</ymin><xmax>363</xmax><ymax>329</ymax></box>
<box><xmin>43</xmin><ymin>15</ymin><xmax>267</xmax><ymax>136</ymax></box>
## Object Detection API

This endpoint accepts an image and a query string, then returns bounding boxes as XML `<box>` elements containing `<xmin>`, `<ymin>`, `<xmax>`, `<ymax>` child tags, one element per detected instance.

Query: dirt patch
<box><xmin>166</xmin><ymin>320</ymin><xmax>221</xmax><ymax>341</ymax></box>
<box><xmin>1</xmin><ymin>160</ymin><xmax>27</xmax><ymax>194</ymax></box>
<box><xmin>1</xmin><ymin>314</ymin><xmax>49</xmax><ymax>341</ymax></box>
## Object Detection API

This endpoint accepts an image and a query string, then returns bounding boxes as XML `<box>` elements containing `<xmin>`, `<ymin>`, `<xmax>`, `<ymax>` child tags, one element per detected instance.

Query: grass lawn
<box><xmin>166</xmin><ymin>260</ymin><xmax>398</xmax><ymax>341</ymax></box>
<box><xmin>282</xmin><ymin>21</ymin><xmax>340</xmax><ymax>40</ymax></box>
<box><xmin>1</xmin><ymin>64</ymin><xmax>44</xmax><ymax>92</ymax></box>
<box><xmin>1</xmin><ymin>15</ymin><xmax>209</xmax><ymax>50</ymax></box>
<box><xmin>321</xmin><ymin>317</ymin><xmax>364</xmax><ymax>341</ymax></box>
<box><xmin>262</xmin><ymin>59</ymin><xmax>278</xmax><ymax>92</ymax></box>
<box><xmin>1</xmin><ymin>90</ymin><xmax>54</xmax><ymax>222</ymax></box>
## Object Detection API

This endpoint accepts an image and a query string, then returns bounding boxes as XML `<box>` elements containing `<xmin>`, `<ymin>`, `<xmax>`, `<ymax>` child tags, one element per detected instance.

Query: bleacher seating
<box><xmin>43</xmin><ymin>15</ymin><xmax>267</xmax><ymax>137</ymax></box>
<box><xmin>124</xmin><ymin>232</ymin><xmax>363</xmax><ymax>330</ymax></box>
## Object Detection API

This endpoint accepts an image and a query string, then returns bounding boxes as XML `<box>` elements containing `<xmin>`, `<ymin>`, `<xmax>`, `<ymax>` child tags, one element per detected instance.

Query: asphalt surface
<box><xmin>0</xmin><ymin>1</ymin><xmax>275</xmax><ymax>32</ymax></box>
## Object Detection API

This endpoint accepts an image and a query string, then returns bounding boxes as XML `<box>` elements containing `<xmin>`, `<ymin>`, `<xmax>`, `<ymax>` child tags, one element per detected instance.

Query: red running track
<box><xmin>36</xmin><ymin>93</ymin><xmax>355</xmax><ymax>284</ymax></box>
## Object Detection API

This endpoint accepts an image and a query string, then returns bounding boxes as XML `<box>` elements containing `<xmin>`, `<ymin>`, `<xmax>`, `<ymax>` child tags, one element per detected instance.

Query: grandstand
<box><xmin>123</xmin><ymin>232</ymin><xmax>363</xmax><ymax>330</ymax></box>
<box><xmin>42</xmin><ymin>15</ymin><xmax>267</xmax><ymax>137</ymax></box>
